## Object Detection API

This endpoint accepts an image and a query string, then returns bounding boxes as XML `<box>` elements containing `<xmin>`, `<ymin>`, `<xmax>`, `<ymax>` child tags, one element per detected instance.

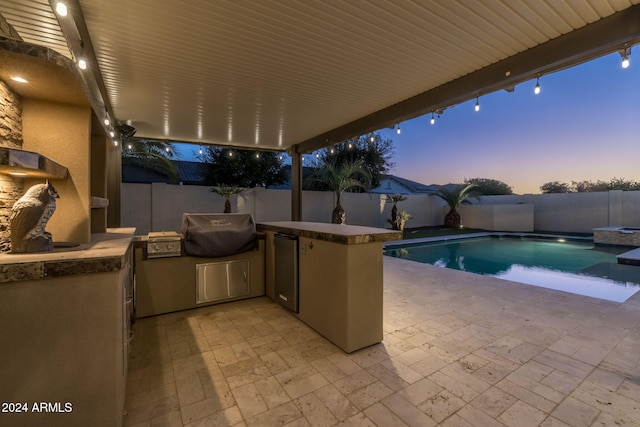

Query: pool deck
<box><xmin>123</xmin><ymin>254</ymin><xmax>640</xmax><ymax>426</ymax></box>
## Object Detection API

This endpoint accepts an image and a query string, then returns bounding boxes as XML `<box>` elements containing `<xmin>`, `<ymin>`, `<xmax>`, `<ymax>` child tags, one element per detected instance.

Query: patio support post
<box><xmin>290</xmin><ymin>148</ymin><xmax>302</xmax><ymax>221</ymax></box>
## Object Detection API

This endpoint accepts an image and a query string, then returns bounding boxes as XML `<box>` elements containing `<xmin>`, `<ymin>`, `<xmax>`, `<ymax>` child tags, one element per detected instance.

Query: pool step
<box><xmin>579</xmin><ymin>262</ymin><xmax>640</xmax><ymax>283</ymax></box>
<box><xmin>617</xmin><ymin>247</ymin><xmax>640</xmax><ymax>266</ymax></box>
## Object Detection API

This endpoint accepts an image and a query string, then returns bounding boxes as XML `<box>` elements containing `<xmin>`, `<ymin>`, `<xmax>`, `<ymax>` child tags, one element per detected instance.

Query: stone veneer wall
<box><xmin>0</xmin><ymin>80</ymin><xmax>24</xmax><ymax>252</ymax></box>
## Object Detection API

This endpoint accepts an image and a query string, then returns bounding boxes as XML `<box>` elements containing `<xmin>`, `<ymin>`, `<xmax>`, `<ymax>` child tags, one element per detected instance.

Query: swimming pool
<box><xmin>384</xmin><ymin>236</ymin><xmax>640</xmax><ymax>302</ymax></box>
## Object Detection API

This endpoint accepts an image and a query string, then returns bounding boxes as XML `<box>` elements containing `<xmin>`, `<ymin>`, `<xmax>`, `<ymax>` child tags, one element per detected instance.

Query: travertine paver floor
<box><xmin>124</xmin><ymin>256</ymin><xmax>640</xmax><ymax>426</ymax></box>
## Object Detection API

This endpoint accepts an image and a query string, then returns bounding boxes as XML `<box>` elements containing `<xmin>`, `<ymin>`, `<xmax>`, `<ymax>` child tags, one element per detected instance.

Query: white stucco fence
<box><xmin>121</xmin><ymin>183</ymin><xmax>640</xmax><ymax>235</ymax></box>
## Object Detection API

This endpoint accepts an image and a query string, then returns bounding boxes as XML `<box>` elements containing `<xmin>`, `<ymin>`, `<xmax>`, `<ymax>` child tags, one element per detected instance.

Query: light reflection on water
<box><xmin>385</xmin><ymin>237</ymin><xmax>640</xmax><ymax>303</ymax></box>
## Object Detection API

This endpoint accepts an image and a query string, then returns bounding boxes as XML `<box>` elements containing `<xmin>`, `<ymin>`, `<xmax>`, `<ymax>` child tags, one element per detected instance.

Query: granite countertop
<box><xmin>257</xmin><ymin>221</ymin><xmax>402</xmax><ymax>245</ymax></box>
<box><xmin>0</xmin><ymin>228</ymin><xmax>136</xmax><ymax>283</ymax></box>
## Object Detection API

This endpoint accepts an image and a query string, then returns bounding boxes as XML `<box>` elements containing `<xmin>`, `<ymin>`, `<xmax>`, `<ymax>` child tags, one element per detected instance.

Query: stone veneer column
<box><xmin>0</xmin><ymin>80</ymin><xmax>24</xmax><ymax>252</ymax></box>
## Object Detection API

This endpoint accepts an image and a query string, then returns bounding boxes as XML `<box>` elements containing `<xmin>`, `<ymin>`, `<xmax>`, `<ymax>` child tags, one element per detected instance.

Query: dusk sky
<box><xmin>175</xmin><ymin>51</ymin><xmax>638</xmax><ymax>195</ymax></box>
<box><xmin>376</xmin><ymin>51</ymin><xmax>639</xmax><ymax>194</ymax></box>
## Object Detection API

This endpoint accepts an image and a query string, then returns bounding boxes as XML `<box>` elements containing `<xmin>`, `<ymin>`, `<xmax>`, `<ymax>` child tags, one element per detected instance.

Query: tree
<box><xmin>607</xmin><ymin>177</ymin><xmax>640</xmax><ymax>191</ymax></box>
<box><xmin>464</xmin><ymin>177</ymin><xmax>513</xmax><ymax>195</ymax></box>
<box><xmin>540</xmin><ymin>181</ymin><xmax>571</xmax><ymax>194</ymax></box>
<box><xmin>201</xmin><ymin>147</ymin><xmax>287</xmax><ymax>188</ymax></box>
<box><xmin>122</xmin><ymin>138</ymin><xmax>180</xmax><ymax>183</ymax></box>
<box><xmin>312</xmin><ymin>132</ymin><xmax>395</xmax><ymax>190</ymax></box>
<box><xmin>210</xmin><ymin>185</ymin><xmax>244</xmax><ymax>213</ymax></box>
<box><xmin>305</xmin><ymin>159</ymin><xmax>371</xmax><ymax>224</ymax></box>
<box><xmin>434</xmin><ymin>183</ymin><xmax>479</xmax><ymax>228</ymax></box>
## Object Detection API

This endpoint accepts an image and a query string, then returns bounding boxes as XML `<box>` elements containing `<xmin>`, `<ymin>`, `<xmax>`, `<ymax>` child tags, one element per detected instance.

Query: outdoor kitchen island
<box><xmin>258</xmin><ymin>221</ymin><xmax>402</xmax><ymax>353</ymax></box>
<box><xmin>0</xmin><ymin>228</ymin><xmax>136</xmax><ymax>427</ymax></box>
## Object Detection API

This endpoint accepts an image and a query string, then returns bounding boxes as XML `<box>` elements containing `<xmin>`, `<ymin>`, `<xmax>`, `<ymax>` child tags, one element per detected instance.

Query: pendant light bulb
<box><xmin>78</xmin><ymin>58</ymin><xmax>87</xmax><ymax>70</ymax></box>
<box><xmin>430</xmin><ymin>113</ymin><xmax>435</xmax><ymax>125</ymax></box>
<box><xmin>622</xmin><ymin>55</ymin><xmax>630</xmax><ymax>69</ymax></box>
<box><xmin>534</xmin><ymin>78</ymin><xmax>541</xmax><ymax>95</ymax></box>
<box><xmin>396</xmin><ymin>125</ymin><xmax>401</xmax><ymax>134</ymax></box>
<box><xmin>474</xmin><ymin>98</ymin><xmax>480</xmax><ymax>112</ymax></box>
<box><xmin>104</xmin><ymin>117</ymin><xmax>110</xmax><ymax>126</ymax></box>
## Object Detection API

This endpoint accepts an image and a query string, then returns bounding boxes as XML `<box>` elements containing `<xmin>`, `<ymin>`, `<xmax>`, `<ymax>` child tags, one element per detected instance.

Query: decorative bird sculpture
<box><xmin>10</xmin><ymin>180</ymin><xmax>60</xmax><ymax>253</ymax></box>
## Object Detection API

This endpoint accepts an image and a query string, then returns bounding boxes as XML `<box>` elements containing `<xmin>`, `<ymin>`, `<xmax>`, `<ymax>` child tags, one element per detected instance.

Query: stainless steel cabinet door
<box><xmin>196</xmin><ymin>260</ymin><xmax>250</xmax><ymax>303</ymax></box>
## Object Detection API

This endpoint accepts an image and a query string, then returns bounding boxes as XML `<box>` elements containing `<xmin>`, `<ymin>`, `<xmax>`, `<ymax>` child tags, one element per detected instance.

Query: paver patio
<box><xmin>124</xmin><ymin>256</ymin><xmax>640</xmax><ymax>426</ymax></box>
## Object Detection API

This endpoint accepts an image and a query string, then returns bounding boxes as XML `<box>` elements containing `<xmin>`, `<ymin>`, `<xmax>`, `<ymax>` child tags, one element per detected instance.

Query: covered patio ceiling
<box><xmin>1</xmin><ymin>1</ymin><xmax>639</xmax><ymax>156</ymax></box>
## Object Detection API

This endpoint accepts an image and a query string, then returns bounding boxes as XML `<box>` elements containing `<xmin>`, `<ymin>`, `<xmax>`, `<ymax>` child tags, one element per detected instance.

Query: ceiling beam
<box><xmin>48</xmin><ymin>0</ymin><xmax>115</xmax><ymax>138</ymax></box>
<box><xmin>295</xmin><ymin>4</ymin><xmax>640</xmax><ymax>154</ymax></box>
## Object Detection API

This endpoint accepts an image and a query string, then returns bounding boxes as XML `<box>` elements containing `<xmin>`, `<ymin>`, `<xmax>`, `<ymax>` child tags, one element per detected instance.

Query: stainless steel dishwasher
<box><xmin>274</xmin><ymin>233</ymin><xmax>299</xmax><ymax>312</ymax></box>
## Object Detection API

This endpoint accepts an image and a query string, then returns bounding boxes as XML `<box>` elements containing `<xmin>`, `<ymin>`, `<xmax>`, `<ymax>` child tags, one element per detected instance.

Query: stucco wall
<box><xmin>122</xmin><ymin>183</ymin><xmax>640</xmax><ymax>234</ymax></box>
<box><xmin>459</xmin><ymin>204</ymin><xmax>534</xmax><ymax>231</ymax></box>
<box><xmin>22</xmin><ymin>99</ymin><xmax>92</xmax><ymax>244</ymax></box>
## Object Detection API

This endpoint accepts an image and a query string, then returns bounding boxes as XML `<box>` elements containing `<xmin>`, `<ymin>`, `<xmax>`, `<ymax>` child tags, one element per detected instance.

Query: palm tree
<box><xmin>435</xmin><ymin>183</ymin><xmax>479</xmax><ymax>228</ymax></box>
<box><xmin>386</xmin><ymin>194</ymin><xmax>408</xmax><ymax>230</ymax></box>
<box><xmin>306</xmin><ymin>159</ymin><xmax>371</xmax><ymax>224</ymax></box>
<box><xmin>210</xmin><ymin>185</ymin><xmax>244</xmax><ymax>213</ymax></box>
<box><xmin>122</xmin><ymin>139</ymin><xmax>180</xmax><ymax>183</ymax></box>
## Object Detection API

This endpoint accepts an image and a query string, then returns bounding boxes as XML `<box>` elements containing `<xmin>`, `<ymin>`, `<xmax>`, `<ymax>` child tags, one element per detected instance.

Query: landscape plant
<box><xmin>305</xmin><ymin>159</ymin><xmax>371</xmax><ymax>224</ymax></box>
<box><xmin>394</xmin><ymin>210</ymin><xmax>412</xmax><ymax>231</ymax></box>
<box><xmin>210</xmin><ymin>185</ymin><xmax>244</xmax><ymax>213</ymax></box>
<box><xmin>434</xmin><ymin>183</ymin><xmax>479</xmax><ymax>228</ymax></box>
<box><xmin>386</xmin><ymin>194</ymin><xmax>408</xmax><ymax>230</ymax></box>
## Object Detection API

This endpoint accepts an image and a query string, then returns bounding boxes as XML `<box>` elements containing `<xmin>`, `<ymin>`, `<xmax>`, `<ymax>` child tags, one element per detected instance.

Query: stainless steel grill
<box><xmin>146</xmin><ymin>231</ymin><xmax>181</xmax><ymax>258</ymax></box>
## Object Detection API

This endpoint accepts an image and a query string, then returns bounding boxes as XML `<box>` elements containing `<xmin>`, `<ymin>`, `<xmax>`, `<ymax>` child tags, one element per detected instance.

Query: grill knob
<box><xmin>167</xmin><ymin>244</ymin><xmax>174</xmax><ymax>250</ymax></box>
<box><xmin>153</xmin><ymin>244</ymin><xmax>161</xmax><ymax>251</ymax></box>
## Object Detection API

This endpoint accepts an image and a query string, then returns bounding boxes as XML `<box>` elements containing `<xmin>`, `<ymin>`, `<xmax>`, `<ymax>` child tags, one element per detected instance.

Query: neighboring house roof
<box><xmin>369</xmin><ymin>175</ymin><xmax>440</xmax><ymax>195</ymax></box>
<box><xmin>174</xmin><ymin>161</ymin><xmax>206</xmax><ymax>185</ymax></box>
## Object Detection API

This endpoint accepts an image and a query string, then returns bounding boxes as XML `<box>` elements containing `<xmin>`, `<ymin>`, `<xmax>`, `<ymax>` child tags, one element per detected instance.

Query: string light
<box><xmin>77</xmin><ymin>40</ymin><xmax>87</xmax><ymax>70</ymax></box>
<box><xmin>474</xmin><ymin>97</ymin><xmax>480</xmax><ymax>112</ymax></box>
<box><xmin>534</xmin><ymin>77</ymin><xmax>541</xmax><ymax>95</ymax></box>
<box><xmin>348</xmin><ymin>143</ymin><xmax>353</xmax><ymax>149</ymax></box>
<box><xmin>370</xmin><ymin>135</ymin><xmax>374</xmax><ymax>142</ymax></box>
<box><xmin>396</xmin><ymin>124</ymin><xmax>401</xmax><ymax>134</ymax></box>
<box><xmin>621</xmin><ymin>49</ymin><xmax>630</xmax><ymax>69</ymax></box>
<box><xmin>430</xmin><ymin>113</ymin><xmax>435</xmax><ymax>125</ymax></box>
<box><xmin>330</xmin><ymin>148</ymin><xmax>335</xmax><ymax>154</ymax></box>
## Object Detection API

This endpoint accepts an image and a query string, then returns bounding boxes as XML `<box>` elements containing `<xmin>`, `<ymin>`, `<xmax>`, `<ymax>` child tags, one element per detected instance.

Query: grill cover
<box><xmin>181</xmin><ymin>213</ymin><xmax>258</xmax><ymax>257</ymax></box>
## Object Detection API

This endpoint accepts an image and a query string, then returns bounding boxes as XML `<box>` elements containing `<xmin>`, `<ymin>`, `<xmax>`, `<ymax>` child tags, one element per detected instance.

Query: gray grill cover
<box><xmin>181</xmin><ymin>213</ymin><xmax>258</xmax><ymax>257</ymax></box>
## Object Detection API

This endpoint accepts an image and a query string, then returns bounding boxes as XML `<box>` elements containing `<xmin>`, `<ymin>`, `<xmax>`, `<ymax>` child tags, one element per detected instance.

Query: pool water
<box><xmin>384</xmin><ymin>237</ymin><xmax>640</xmax><ymax>302</ymax></box>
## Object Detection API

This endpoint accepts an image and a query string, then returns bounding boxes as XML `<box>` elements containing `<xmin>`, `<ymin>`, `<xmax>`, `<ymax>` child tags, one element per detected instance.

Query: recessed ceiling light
<box><xmin>11</xmin><ymin>76</ymin><xmax>28</xmax><ymax>83</ymax></box>
<box><xmin>55</xmin><ymin>2</ymin><xmax>68</xmax><ymax>17</ymax></box>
